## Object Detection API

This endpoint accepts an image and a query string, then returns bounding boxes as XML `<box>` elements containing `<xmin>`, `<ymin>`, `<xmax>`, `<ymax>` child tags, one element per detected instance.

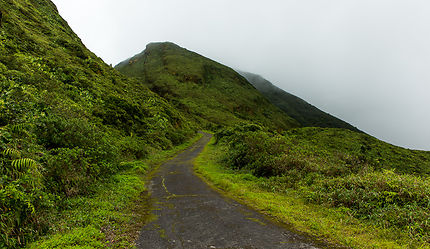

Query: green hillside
<box><xmin>239</xmin><ymin>71</ymin><xmax>360</xmax><ymax>132</ymax></box>
<box><xmin>0</xmin><ymin>0</ymin><xmax>193</xmax><ymax>247</ymax></box>
<box><xmin>202</xmin><ymin>125</ymin><xmax>430</xmax><ymax>247</ymax></box>
<box><xmin>115</xmin><ymin>42</ymin><xmax>299</xmax><ymax>130</ymax></box>
<box><xmin>1</xmin><ymin>0</ymin><xmax>429</xmax><ymax>248</ymax></box>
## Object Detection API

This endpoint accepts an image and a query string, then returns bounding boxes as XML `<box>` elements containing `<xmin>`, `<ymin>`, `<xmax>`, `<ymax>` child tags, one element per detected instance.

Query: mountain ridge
<box><xmin>1</xmin><ymin>0</ymin><xmax>429</xmax><ymax>247</ymax></box>
<box><xmin>115</xmin><ymin>42</ymin><xmax>300</xmax><ymax>131</ymax></box>
<box><xmin>238</xmin><ymin>71</ymin><xmax>361</xmax><ymax>132</ymax></box>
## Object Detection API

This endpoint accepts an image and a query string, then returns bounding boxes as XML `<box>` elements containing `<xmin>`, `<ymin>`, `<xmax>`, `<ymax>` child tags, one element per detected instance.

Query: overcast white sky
<box><xmin>52</xmin><ymin>0</ymin><xmax>430</xmax><ymax>151</ymax></box>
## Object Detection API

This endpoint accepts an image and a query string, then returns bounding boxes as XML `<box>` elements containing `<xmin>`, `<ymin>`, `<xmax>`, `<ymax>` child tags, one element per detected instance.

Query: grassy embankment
<box><xmin>0</xmin><ymin>1</ymin><xmax>193</xmax><ymax>247</ymax></box>
<box><xmin>195</xmin><ymin>127</ymin><xmax>430</xmax><ymax>249</ymax></box>
<box><xmin>28</xmin><ymin>133</ymin><xmax>203</xmax><ymax>249</ymax></box>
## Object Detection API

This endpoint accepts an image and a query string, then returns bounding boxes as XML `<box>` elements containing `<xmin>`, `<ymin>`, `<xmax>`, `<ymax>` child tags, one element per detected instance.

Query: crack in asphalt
<box><xmin>136</xmin><ymin>132</ymin><xmax>322</xmax><ymax>249</ymax></box>
<box><xmin>161</xmin><ymin>176</ymin><xmax>172</xmax><ymax>196</ymax></box>
<box><xmin>162</xmin><ymin>175</ymin><xmax>199</xmax><ymax>200</ymax></box>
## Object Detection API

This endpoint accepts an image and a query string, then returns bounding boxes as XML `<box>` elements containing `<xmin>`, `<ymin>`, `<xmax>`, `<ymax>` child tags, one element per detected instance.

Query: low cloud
<box><xmin>53</xmin><ymin>0</ymin><xmax>430</xmax><ymax>150</ymax></box>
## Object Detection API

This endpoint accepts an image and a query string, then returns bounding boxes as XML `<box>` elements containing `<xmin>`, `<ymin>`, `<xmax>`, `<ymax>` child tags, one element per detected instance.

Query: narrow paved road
<box><xmin>137</xmin><ymin>132</ymin><xmax>321</xmax><ymax>249</ymax></box>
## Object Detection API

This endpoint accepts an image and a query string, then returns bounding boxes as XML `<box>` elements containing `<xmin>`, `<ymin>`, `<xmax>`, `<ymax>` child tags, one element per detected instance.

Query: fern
<box><xmin>2</xmin><ymin>148</ymin><xmax>21</xmax><ymax>159</ymax></box>
<box><xmin>9</xmin><ymin>123</ymin><xmax>30</xmax><ymax>136</ymax></box>
<box><xmin>11</xmin><ymin>158</ymin><xmax>37</xmax><ymax>171</ymax></box>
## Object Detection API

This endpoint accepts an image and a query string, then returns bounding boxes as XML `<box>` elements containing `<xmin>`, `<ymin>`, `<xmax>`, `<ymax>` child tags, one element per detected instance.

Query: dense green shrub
<box><xmin>117</xmin><ymin>135</ymin><xmax>148</xmax><ymax>160</ymax></box>
<box><xmin>165</xmin><ymin>128</ymin><xmax>191</xmax><ymax>146</ymax></box>
<box><xmin>0</xmin><ymin>0</ymin><xmax>195</xmax><ymax>247</ymax></box>
<box><xmin>216</xmin><ymin>127</ymin><xmax>430</xmax><ymax>242</ymax></box>
<box><xmin>214</xmin><ymin>122</ymin><xmax>263</xmax><ymax>144</ymax></box>
<box><xmin>0</xmin><ymin>124</ymin><xmax>53</xmax><ymax>248</ymax></box>
<box><xmin>43</xmin><ymin>147</ymin><xmax>116</xmax><ymax>197</ymax></box>
<box><xmin>303</xmin><ymin>170</ymin><xmax>430</xmax><ymax>242</ymax></box>
<box><xmin>36</xmin><ymin>115</ymin><xmax>105</xmax><ymax>149</ymax></box>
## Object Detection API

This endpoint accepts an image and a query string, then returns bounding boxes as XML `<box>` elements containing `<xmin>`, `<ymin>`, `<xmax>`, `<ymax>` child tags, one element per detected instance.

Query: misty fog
<box><xmin>52</xmin><ymin>0</ymin><xmax>430</xmax><ymax>150</ymax></box>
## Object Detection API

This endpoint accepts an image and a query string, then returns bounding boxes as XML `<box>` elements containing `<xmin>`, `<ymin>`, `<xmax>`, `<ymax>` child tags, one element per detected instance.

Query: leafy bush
<box><xmin>0</xmin><ymin>125</ymin><xmax>53</xmax><ymax>248</ymax></box>
<box><xmin>0</xmin><ymin>0</ymin><xmax>195</xmax><ymax>247</ymax></box>
<box><xmin>117</xmin><ymin>135</ymin><xmax>148</xmax><ymax>160</ymax></box>
<box><xmin>306</xmin><ymin>170</ymin><xmax>430</xmax><ymax>241</ymax></box>
<box><xmin>36</xmin><ymin>115</ymin><xmax>108</xmax><ymax>150</ymax></box>
<box><xmin>216</xmin><ymin>127</ymin><xmax>430</xmax><ymax>242</ymax></box>
<box><xmin>214</xmin><ymin>122</ymin><xmax>263</xmax><ymax>144</ymax></box>
<box><xmin>44</xmin><ymin>148</ymin><xmax>96</xmax><ymax>197</ymax></box>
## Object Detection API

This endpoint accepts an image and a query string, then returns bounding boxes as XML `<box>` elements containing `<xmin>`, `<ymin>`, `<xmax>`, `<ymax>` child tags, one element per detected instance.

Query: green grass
<box><xmin>195</xmin><ymin>137</ymin><xmax>430</xmax><ymax>249</ymax></box>
<box><xmin>27</xmin><ymin>133</ymin><xmax>203</xmax><ymax>249</ymax></box>
<box><xmin>26</xmin><ymin>165</ymin><xmax>148</xmax><ymax>249</ymax></box>
<box><xmin>2</xmin><ymin>1</ymin><xmax>428</xmax><ymax>248</ymax></box>
<box><xmin>115</xmin><ymin>42</ymin><xmax>299</xmax><ymax>131</ymax></box>
<box><xmin>0</xmin><ymin>1</ymin><xmax>194</xmax><ymax>247</ymax></box>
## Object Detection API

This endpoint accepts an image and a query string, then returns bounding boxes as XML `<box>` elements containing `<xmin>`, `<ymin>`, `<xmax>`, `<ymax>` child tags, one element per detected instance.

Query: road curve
<box><xmin>136</xmin><ymin>132</ymin><xmax>320</xmax><ymax>249</ymax></box>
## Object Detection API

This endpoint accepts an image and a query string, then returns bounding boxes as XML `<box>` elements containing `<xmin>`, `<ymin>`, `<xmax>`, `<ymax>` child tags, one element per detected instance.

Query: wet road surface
<box><xmin>136</xmin><ymin>132</ymin><xmax>321</xmax><ymax>249</ymax></box>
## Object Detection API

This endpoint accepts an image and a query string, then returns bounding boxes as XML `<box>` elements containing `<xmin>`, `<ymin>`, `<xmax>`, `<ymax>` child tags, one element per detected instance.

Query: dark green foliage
<box><xmin>0</xmin><ymin>0</ymin><xmax>194</xmax><ymax>247</ymax></box>
<box><xmin>239</xmin><ymin>71</ymin><xmax>361</xmax><ymax>132</ymax></box>
<box><xmin>35</xmin><ymin>115</ymin><xmax>109</xmax><ymax>150</ymax></box>
<box><xmin>116</xmin><ymin>42</ymin><xmax>299</xmax><ymax>131</ymax></box>
<box><xmin>307</xmin><ymin>170</ymin><xmax>430</xmax><ymax>240</ymax></box>
<box><xmin>1</xmin><ymin>0</ymin><xmax>428</xmax><ymax>247</ymax></box>
<box><xmin>0</xmin><ymin>124</ymin><xmax>49</xmax><ymax>248</ymax></box>
<box><xmin>214</xmin><ymin>122</ymin><xmax>263</xmax><ymax>144</ymax></box>
<box><xmin>217</xmin><ymin>127</ymin><xmax>430</xmax><ymax>242</ymax></box>
<box><xmin>117</xmin><ymin>135</ymin><xmax>148</xmax><ymax>160</ymax></box>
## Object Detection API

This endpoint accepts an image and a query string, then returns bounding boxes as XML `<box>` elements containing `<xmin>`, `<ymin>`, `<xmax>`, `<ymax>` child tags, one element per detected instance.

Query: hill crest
<box><xmin>116</xmin><ymin>42</ymin><xmax>300</xmax><ymax>130</ymax></box>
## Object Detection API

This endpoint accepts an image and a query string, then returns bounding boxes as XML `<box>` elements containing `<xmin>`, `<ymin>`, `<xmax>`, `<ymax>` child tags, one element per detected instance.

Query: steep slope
<box><xmin>0</xmin><ymin>0</ymin><xmax>192</xmax><ymax>247</ymax></box>
<box><xmin>116</xmin><ymin>42</ymin><xmax>299</xmax><ymax>130</ymax></box>
<box><xmin>239</xmin><ymin>71</ymin><xmax>360</xmax><ymax>132</ymax></box>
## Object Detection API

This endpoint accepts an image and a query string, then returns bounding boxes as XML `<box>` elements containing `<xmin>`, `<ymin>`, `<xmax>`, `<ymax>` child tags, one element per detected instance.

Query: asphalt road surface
<box><xmin>137</xmin><ymin>132</ymin><xmax>321</xmax><ymax>249</ymax></box>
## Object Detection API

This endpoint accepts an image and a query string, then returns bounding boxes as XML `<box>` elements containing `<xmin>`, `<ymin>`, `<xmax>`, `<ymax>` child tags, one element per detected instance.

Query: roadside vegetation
<box><xmin>2</xmin><ymin>0</ymin><xmax>429</xmax><ymax>248</ymax></box>
<box><xmin>0</xmin><ymin>0</ymin><xmax>193</xmax><ymax>247</ymax></box>
<box><xmin>27</xmin><ymin>133</ymin><xmax>202</xmax><ymax>249</ymax></box>
<box><xmin>195</xmin><ymin>124</ymin><xmax>430</xmax><ymax>248</ymax></box>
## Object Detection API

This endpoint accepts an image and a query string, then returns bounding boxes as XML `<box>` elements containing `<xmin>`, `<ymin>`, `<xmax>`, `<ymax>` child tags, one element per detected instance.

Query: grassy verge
<box><xmin>194</xmin><ymin>138</ymin><xmax>428</xmax><ymax>249</ymax></box>
<box><xmin>27</xmin><ymin>133</ymin><xmax>203</xmax><ymax>249</ymax></box>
